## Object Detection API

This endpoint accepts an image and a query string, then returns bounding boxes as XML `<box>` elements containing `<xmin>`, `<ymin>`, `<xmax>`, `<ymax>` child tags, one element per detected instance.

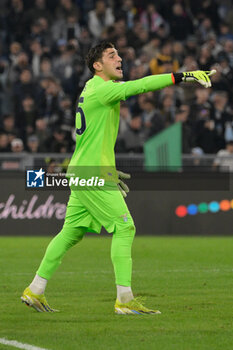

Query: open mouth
<box><xmin>116</xmin><ymin>67</ymin><xmax>122</xmax><ymax>72</ymax></box>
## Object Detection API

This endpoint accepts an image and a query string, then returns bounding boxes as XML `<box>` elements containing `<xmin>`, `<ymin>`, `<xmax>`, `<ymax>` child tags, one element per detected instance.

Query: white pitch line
<box><xmin>0</xmin><ymin>338</ymin><xmax>51</xmax><ymax>350</ymax></box>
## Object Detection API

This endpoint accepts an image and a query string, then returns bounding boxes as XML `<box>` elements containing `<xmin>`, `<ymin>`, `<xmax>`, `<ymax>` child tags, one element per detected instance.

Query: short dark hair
<box><xmin>86</xmin><ymin>41</ymin><xmax>115</xmax><ymax>74</ymax></box>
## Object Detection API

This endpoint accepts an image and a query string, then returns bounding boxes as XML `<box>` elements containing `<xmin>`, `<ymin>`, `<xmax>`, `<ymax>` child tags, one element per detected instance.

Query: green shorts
<box><xmin>64</xmin><ymin>183</ymin><xmax>134</xmax><ymax>234</ymax></box>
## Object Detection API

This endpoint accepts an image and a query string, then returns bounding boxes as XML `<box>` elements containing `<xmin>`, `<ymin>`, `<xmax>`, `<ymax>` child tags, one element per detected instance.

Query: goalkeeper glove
<box><xmin>182</xmin><ymin>70</ymin><xmax>216</xmax><ymax>88</ymax></box>
<box><xmin>117</xmin><ymin>170</ymin><xmax>131</xmax><ymax>198</ymax></box>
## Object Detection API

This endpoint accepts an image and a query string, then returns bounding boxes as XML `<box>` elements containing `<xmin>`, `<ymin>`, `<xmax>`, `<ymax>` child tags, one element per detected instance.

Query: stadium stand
<box><xmin>0</xmin><ymin>0</ymin><xmax>232</xmax><ymax>158</ymax></box>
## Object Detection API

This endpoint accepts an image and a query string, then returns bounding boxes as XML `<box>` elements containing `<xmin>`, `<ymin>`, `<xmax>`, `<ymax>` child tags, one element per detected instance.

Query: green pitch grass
<box><xmin>1</xmin><ymin>236</ymin><xmax>233</xmax><ymax>350</ymax></box>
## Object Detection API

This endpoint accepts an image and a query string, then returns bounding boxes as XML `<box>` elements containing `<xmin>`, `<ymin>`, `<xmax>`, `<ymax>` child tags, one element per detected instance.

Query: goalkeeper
<box><xmin>21</xmin><ymin>42</ymin><xmax>216</xmax><ymax>315</ymax></box>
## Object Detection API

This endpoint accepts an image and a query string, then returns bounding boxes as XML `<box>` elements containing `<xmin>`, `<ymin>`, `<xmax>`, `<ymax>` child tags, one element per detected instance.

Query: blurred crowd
<box><xmin>0</xmin><ymin>0</ymin><xmax>233</xmax><ymax>157</ymax></box>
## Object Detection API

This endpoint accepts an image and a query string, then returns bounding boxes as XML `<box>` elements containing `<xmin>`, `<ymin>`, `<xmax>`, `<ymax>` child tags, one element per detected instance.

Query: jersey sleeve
<box><xmin>96</xmin><ymin>74</ymin><xmax>175</xmax><ymax>106</ymax></box>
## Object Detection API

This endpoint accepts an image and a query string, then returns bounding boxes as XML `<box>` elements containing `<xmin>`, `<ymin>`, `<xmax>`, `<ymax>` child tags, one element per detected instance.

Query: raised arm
<box><xmin>96</xmin><ymin>70</ymin><xmax>216</xmax><ymax>106</ymax></box>
<box><xmin>96</xmin><ymin>73</ymin><xmax>175</xmax><ymax>106</ymax></box>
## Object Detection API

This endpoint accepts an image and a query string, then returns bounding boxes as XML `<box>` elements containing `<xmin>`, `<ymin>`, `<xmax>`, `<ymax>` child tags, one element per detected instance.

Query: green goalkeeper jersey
<box><xmin>67</xmin><ymin>74</ymin><xmax>174</xmax><ymax>181</ymax></box>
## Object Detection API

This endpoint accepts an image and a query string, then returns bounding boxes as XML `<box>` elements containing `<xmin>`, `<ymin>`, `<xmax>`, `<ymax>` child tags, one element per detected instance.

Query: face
<box><xmin>20</xmin><ymin>70</ymin><xmax>31</xmax><ymax>83</ymax></box>
<box><xmin>94</xmin><ymin>48</ymin><xmax>123</xmax><ymax>80</ymax></box>
<box><xmin>227</xmin><ymin>144</ymin><xmax>233</xmax><ymax>153</ymax></box>
<box><xmin>0</xmin><ymin>134</ymin><xmax>8</xmax><ymax>148</ymax></box>
<box><xmin>4</xmin><ymin>117</ymin><xmax>14</xmax><ymax>129</ymax></box>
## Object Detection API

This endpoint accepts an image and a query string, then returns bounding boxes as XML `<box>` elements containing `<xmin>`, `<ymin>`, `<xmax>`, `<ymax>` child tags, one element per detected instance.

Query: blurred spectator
<box><xmin>27</xmin><ymin>134</ymin><xmax>40</xmax><ymax>153</ymax></box>
<box><xmin>142</xmin><ymin>35</ymin><xmax>161</xmax><ymax>61</ymax></box>
<box><xmin>190</xmin><ymin>87</ymin><xmax>212</xmax><ymax>124</ymax></box>
<box><xmin>172</xmin><ymin>41</ymin><xmax>185</xmax><ymax>66</ymax></box>
<box><xmin>46</xmin><ymin>158</ymin><xmax>58</xmax><ymax>173</ymax></box>
<box><xmin>39</xmin><ymin>78</ymin><xmax>64</xmax><ymax>130</ymax></box>
<box><xmin>25</xmin><ymin>0</ymin><xmax>50</xmax><ymax>30</ymax></box>
<box><xmin>210</xmin><ymin>91</ymin><xmax>232</xmax><ymax>147</ymax></box>
<box><xmin>196</xmin><ymin>119</ymin><xmax>219</xmax><ymax>153</ymax></box>
<box><xmin>40</xmin><ymin>57</ymin><xmax>54</xmax><ymax>79</ymax></box>
<box><xmin>58</xmin><ymin>95</ymin><xmax>74</xmax><ymax>133</ymax></box>
<box><xmin>185</xmin><ymin>36</ymin><xmax>198</xmax><ymax>56</ymax></box>
<box><xmin>224</xmin><ymin>121</ymin><xmax>233</xmax><ymax>143</ymax></box>
<box><xmin>197</xmin><ymin>45</ymin><xmax>215</xmax><ymax>71</ymax></box>
<box><xmin>55</xmin><ymin>0</ymin><xmax>80</xmax><ymax>21</ymax></box>
<box><xmin>223</xmin><ymin>39</ymin><xmax>233</xmax><ymax>66</ymax></box>
<box><xmin>78</xmin><ymin>27</ymin><xmax>93</xmax><ymax>57</ymax></box>
<box><xmin>150</xmin><ymin>41</ymin><xmax>179</xmax><ymax>75</ymax></box>
<box><xmin>140</xmin><ymin>4</ymin><xmax>166</xmax><ymax>34</ymax></box>
<box><xmin>169</xmin><ymin>3</ymin><xmax>193</xmax><ymax>42</ymax></box>
<box><xmin>140</xmin><ymin>97</ymin><xmax>165</xmax><ymax>139</ymax></box>
<box><xmin>213</xmin><ymin>141</ymin><xmax>233</xmax><ymax>171</ymax></box>
<box><xmin>0</xmin><ymin>133</ymin><xmax>10</xmax><ymax>152</ymax></box>
<box><xmin>156</xmin><ymin>23</ymin><xmax>169</xmax><ymax>42</ymax></box>
<box><xmin>159</xmin><ymin>94</ymin><xmax>176</xmax><ymax>127</ymax></box>
<box><xmin>179</xmin><ymin>55</ymin><xmax>198</xmax><ymax>72</ymax></box>
<box><xmin>158</xmin><ymin>86</ymin><xmax>184</xmax><ymax>111</ymax></box>
<box><xmin>8</xmin><ymin>51</ymin><xmax>31</xmax><ymax>85</ymax></box>
<box><xmin>217</xmin><ymin>54</ymin><xmax>233</xmax><ymax>98</ymax></box>
<box><xmin>205</xmin><ymin>34</ymin><xmax>222</xmax><ymax>59</ymax></box>
<box><xmin>52</xmin><ymin>13</ymin><xmax>81</xmax><ymax>43</ymax></box>
<box><xmin>10</xmin><ymin>137</ymin><xmax>24</xmax><ymax>153</ymax></box>
<box><xmin>45</xmin><ymin>127</ymin><xmax>69</xmax><ymax>152</ymax></box>
<box><xmin>117</xmin><ymin>0</ymin><xmax>137</xmax><ymax>29</ymax></box>
<box><xmin>53</xmin><ymin>42</ymin><xmax>78</xmax><ymax>91</ymax></box>
<box><xmin>29</xmin><ymin>39</ymin><xmax>44</xmax><ymax>78</ymax></box>
<box><xmin>8</xmin><ymin>41</ymin><xmax>22</xmax><ymax>67</ymax></box>
<box><xmin>66</xmin><ymin>14</ymin><xmax>81</xmax><ymax>41</ymax></box>
<box><xmin>190</xmin><ymin>146</ymin><xmax>204</xmax><ymax>167</ymax></box>
<box><xmin>35</xmin><ymin>117</ymin><xmax>49</xmax><ymax>149</ymax></box>
<box><xmin>210</xmin><ymin>64</ymin><xmax>231</xmax><ymax>95</ymax></box>
<box><xmin>197</xmin><ymin>17</ymin><xmax>215</xmax><ymax>43</ymax></box>
<box><xmin>13</xmin><ymin>69</ymin><xmax>38</xmax><ymax>113</ymax></box>
<box><xmin>118</xmin><ymin>102</ymin><xmax>132</xmax><ymax>140</ymax></box>
<box><xmin>191</xmin><ymin>0</ymin><xmax>219</xmax><ymax>29</ymax></box>
<box><xmin>113</xmin><ymin>18</ymin><xmax>127</xmax><ymax>40</ymax></box>
<box><xmin>179</xmin><ymin>55</ymin><xmax>199</xmax><ymax>103</ymax></box>
<box><xmin>36</xmin><ymin>17</ymin><xmax>52</xmax><ymax>47</ymax></box>
<box><xmin>1</xmin><ymin>0</ymin><xmax>233</xmax><ymax>157</ymax></box>
<box><xmin>88</xmin><ymin>0</ymin><xmax>114</xmax><ymax>39</ymax></box>
<box><xmin>16</xmin><ymin>96</ymin><xmax>38</xmax><ymax>139</ymax></box>
<box><xmin>175</xmin><ymin>104</ymin><xmax>193</xmax><ymax>153</ymax></box>
<box><xmin>225</xmin><ymin>6</ymin><xmax>233</xmax><ymax>34</ymax></box>
<box><xmin>218</xmin><ymin>22</ymin><xmax>233</xmax><ymax>42</ymax></box>
<box><xmin>6</xmin><ymin>0</ymin><xmax>27</xmax><ymax>43</ymax></box>
<box><xmin>121</xmin><ymin>47</ymin><xmax>136</xmax><ymax>80</ymax></box>
<box><xmin>125</xmin><ymin>21</ymin><xmax>147</xmax><ymax>52</ymax></box>
<box><xmin>122</xmin><ymin>114</ymin><xmax>144</xmax><ymax>153</ymax></box>
<box><xmin>28</xmin><ymin>17</ymin><xmax>52</xmax><ymax>47</ymax></box>
<box><xmin>0</xmin><ymin>58</ymin><xmax>10</xmax><ymax>115</ymax></box>
<box><xmin>115</xmin><ymin>36</ymin><xmax>128</xmax><ymax>58</ymax></box>
<box><xmin>0</xmin><ymin>114</ymin><xmax>19</xmax><ymax>137</ymax></box>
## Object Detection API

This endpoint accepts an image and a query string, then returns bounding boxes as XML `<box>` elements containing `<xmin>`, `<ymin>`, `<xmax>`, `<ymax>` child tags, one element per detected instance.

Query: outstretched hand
<box><xmin>182</xmin><ymin>70</ymin><xmax>217</xmax><ymax>88</ymax></box>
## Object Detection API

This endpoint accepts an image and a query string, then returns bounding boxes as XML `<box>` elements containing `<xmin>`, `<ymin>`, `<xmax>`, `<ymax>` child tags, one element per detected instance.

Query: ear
<box><xmin>93</xmin><ymin>61</ymin><xmax>102</xmax><ymax>72</ymax></box>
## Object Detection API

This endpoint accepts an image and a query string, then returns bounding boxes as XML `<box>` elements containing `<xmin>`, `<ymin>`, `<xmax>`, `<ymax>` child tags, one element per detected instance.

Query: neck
<box><xmin>95</xmin><ymin>72</ymin><xmax>111</xmax><ymax>81</ymax></box>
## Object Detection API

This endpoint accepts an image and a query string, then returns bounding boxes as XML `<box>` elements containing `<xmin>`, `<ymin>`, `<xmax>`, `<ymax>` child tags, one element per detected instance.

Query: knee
<box><xmin>59</xmin><ymin>226</ymin><xmax>86</xmax><ymax>247</ymax></box>
<box><xmin>117</xmin><ymin>221</ymin><xmax>136</xmax><ymax>239</ymax></box>
<box><xmin>113</xmin><ymin>222</ymin><xmax>136</xmax><ymax>243</ymax></box>
<box><xmin>127</xmin><ymin>223</ymin><xmax>136</xmax><ymax>239</ymax></box>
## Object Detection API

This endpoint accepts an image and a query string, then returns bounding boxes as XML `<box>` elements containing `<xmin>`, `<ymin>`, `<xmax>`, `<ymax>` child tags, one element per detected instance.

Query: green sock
<box><xmin>37</xmin><ymin>226</ymin><xmax>86</xmax><ymax>280</ymax></box>
<box><xmin>111</xmin><ymin>225</ymin><xmax>136</xmax><ymax>286</ymax></box>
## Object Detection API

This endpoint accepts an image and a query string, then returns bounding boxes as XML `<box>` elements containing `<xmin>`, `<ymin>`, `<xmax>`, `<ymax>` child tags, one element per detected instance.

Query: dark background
<box><xmin>0</xmin><ymin>172</ymin><xmax>232</xmax><ymax>236</ymax></box>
